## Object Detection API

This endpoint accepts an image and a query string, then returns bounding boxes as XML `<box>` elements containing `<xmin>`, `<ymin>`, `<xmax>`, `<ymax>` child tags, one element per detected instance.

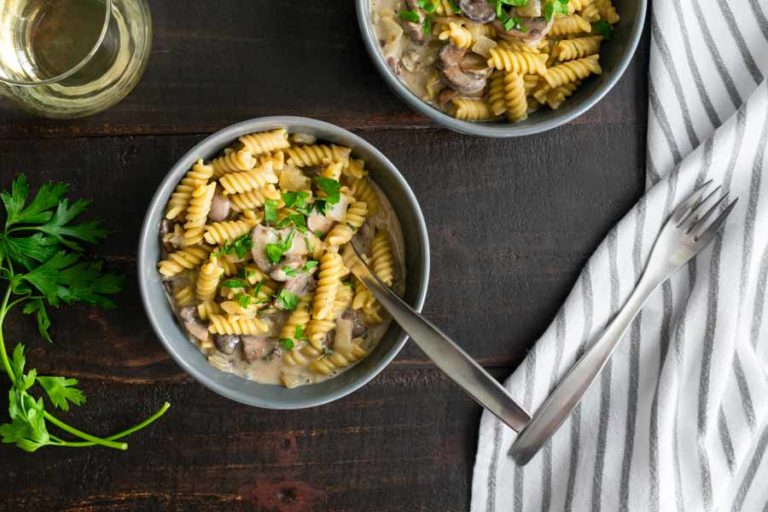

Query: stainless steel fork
<box><xmin>509</xmin><ymin>181</ymin><xmax>739</xmax><ymax>465</ymax></box>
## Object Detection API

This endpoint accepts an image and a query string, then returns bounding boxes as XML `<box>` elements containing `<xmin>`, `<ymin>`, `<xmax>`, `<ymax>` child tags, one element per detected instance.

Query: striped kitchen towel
<box><xmin>472</xmin><ymin>1</ymin><xmax>768</xmax><ymax>511</ymax></box>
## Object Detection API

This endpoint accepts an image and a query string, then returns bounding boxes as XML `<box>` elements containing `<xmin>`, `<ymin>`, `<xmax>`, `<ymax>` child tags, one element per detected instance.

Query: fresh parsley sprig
<box><xmin>0</xmin><ymin>175</ymin><xmax>169</xmax><ymax>452</ymax></box>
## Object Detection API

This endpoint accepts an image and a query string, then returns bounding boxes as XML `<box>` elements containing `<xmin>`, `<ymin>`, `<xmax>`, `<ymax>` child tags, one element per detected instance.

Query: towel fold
<box><xmin>471</xmin><ymin>1</ymin><xmax>768</xmax><ymax>510</ymax></box>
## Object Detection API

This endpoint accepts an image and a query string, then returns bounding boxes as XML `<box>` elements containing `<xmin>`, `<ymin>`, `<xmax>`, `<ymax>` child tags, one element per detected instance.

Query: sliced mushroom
<box><xmin>251</xmin><ymin>225</ymin><xmax>280</xmax><ymax>272</ymax></box>
<box><xmin>436</xmin><ymin>44</ymin><xmax>491</xmax><ymax>96</ymax></box>
<box><xmin>179</xmin><ymin>306</ymin><xmax>210</xmax><ymax>344</ymax></box>
<box><xmin>402</xmin><ymin>0</ymin><xmax>426</xmax><ymax>44</ymax></box>
<box><xmin>208</xmin><ymin>193</ymin><xmax>231</xmax><ymax>222</ymax></box>
<box><xmin>241</xmin><ymin>335</ymin><xmax>269</xmax><ymax>363</ymax></box>
<box><xmin>270</xmin><ymin>256</ymin><xmax>305</xmax><ymax>282</ymax></box>
<box><xmin>215</xmin><ymin>334</ymin><xmax>240</xmax><ymax>355</ymax></box>
<box><xmin>307</xmin><ymin>212</ymin><xmax>334</xmax><ymax>235</ymax></box>
<box><xmin>324</xmin><ymin>193</ymin><xmax>350</xmax><ymax>223</ymax></box>
<box><xmin>459</xmin><ymin>0</ymin><xmax>496</xmax><ymax>23</ymax></box>
<box><xmin>493</xmin><ymin>15</ymin><xmax>553</xmax><ymax>46</ymax></box>
<box><xmin>282</xmin><ymin>273</ymin><xmax>311</xmax><ymax>297</ymax></box>
<box><xmin>342</xmin><ymin>310</ymin><xmax>368</xmax><ymax>338</ymax></box>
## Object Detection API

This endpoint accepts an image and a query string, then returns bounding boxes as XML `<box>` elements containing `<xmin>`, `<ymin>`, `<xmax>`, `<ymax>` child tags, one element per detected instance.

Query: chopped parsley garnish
<box><xmin>264</xmin><ymin>199</ymin><xmax>279</xmax><ymax>224</ymax></box>
<box><xmin>592</xmin><ymin>20</ymin><xmax>613</xmax><ymax>39</ymax></box>
<box><xmin>236</xmin><ymin>293</ymin><xmax>252</xmax><ymax>308</ymax></box>
<box><xmin>279</xmin><ymin>338</ymin><xmax>295</xmax><ymax>350</ymax></box>
<box><xmin>283</xmin><ymin>266</ymin><xmax>298</xmax><ymax>278</ymax></box>
<box><xmin>282</xmin><ymin>259</ymin><xmax>318</xmax><ymax>278</ymax></box>
<box><xmin>265</xmin><ymin>230</ymin><xmax>295</xmax><ymax>264</ymax></box>
<box><xmin>222</xmin><ymin>278</ymin><xmax>248</xmax><ymax>289</ymax></box>
<box><xmin>216</xmin><ymin>234</ymin><xmax>253</xmax><ymax>259</ymax></box>
<box><xmin>313</xmin><ymin>177</ymin><xmax>341</xmax><ymax>214</ymax></box>
<box><xmin>417</xmin><ymin>0</ymin><xmax>437</xmax><ymax>13</ymax></box>
<box><xmin>294</xmin><ymin>325</ymin><xmax>306</xmax><ymax>340</ymax></box>
<box><xmin>276</xmin><ymin>289</ymin><xmax>299</xmax><ymax>311</ymax></box>
<box><xmin>282</xmin><ymin>191</ymin><xmax>310</xmax><ymax>210</ymax></box>
<box><xmin>503</xmin><ymin>16</ymin><xmax>525</xmax><ymax>31</ymax></box>
<box><xmin>303</xmin><ymin>260</ymin><xmax>318</xmax><ymax>273</ymax></box>
<box><xmin>399</xmin><ymin>9</ymin><xmax>420</xmax><ymax>22</ymax></box>
<box><xmin>275</xmin><ymin>213</ymin><xmax>307</xmax><ymax>231</ymax></box>
<box><xmin>543</xmin><ymin>0</ymin><xmax>569</xmax><ymax>21</ymax></box>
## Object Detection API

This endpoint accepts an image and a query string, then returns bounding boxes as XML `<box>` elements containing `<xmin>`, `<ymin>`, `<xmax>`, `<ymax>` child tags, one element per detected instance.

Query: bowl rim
<box><xmin>138</xmin><ymin>116</ymin><xmax>430</xmax><ymax>409</ymax></box>
<box><xmin>355</xmin><ymin>0</ymin><xmax>648</xmax><ymax>138</ymax></box>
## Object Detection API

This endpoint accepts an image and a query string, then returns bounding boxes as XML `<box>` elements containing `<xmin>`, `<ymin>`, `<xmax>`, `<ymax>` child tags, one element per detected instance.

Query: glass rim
<box><xmin>0</xmin><ymin>0</ymin><xmax>113</xmax><ymax>86</ymax></box>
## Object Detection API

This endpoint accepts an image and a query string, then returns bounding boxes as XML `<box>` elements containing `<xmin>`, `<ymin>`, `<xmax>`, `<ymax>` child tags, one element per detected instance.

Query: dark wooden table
<box><xmin>0</xmin><ymin>2</ymin><xmax>649</xmax><ymax>510</ymax></box>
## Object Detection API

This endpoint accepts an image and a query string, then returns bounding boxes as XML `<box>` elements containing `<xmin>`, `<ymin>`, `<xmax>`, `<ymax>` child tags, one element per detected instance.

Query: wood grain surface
<box><xmin>0</xmin><ymin>1</ymin><xmax>650</xmax><ymax>510</ymax></box>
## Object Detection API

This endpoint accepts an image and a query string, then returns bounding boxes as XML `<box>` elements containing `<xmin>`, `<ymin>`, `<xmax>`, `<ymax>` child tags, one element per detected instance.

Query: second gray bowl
<box><xmin>138</xmin><ymin>116</ymin><xmax>430</xmax><ymax>409</ymax></box>
<box><xmin>356</xmin><ymin>0</ymin><xmax>647</xmax><ymax>137</ymax></box>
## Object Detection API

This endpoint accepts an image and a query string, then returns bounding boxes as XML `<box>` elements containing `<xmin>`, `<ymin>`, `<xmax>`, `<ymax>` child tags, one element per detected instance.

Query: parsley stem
<box><xmin>102</xmin><ymin>401</ymin><xmax>171</xmax><ymax>442</ymax></box>
<box><xmin>43</xmin><ymin>412</ymin><xmax>127</xmax><ymax>450</ymax></box>
<box><xmin>0</xmin><ymin>282</ymin><xmax>16</xmax><ymax>385</ymax></box>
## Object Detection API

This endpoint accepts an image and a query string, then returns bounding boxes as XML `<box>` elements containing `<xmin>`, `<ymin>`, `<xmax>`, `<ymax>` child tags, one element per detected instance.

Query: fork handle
<box><xmin>352</xmin><ymin>263</ymin><xmax>532</xmax><ymax>432</ymax></box>
<box><xmin>509</xmin><ymin>274</ymin><xmax>662</xmax><ymax>465</ymax></box>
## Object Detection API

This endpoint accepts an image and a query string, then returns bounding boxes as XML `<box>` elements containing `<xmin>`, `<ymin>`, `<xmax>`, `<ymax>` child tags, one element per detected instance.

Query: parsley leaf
<box><xmin>222</xmin><ymin>278</ymin><xmax>248</xmax><ymax>289</ymax></box>
<box><xmin>22</xmin><ymin>252</ymin><xmax>124</xmax><ymax>308</ymax></box>
<box><xmin>543</xmin><ymin>0</ymin><xmax>569</xmax><ymax>21</ymax></box>
<box><xmin>276</xmin><ymin>289</ymin><xmax>299</xmax><ymax>311</ymax></box>
<box><xmin>236</xmin><ymin>293</ymin><xmax>252</xmax><ymax>308</ymax></box>
<box><xmin>314</xmin><ymin>177</ymin><xmax>341</xmax><ymax>214</ymax></box>
<box><xmin>1</xmin><ymin>176</ymin><xmax>67</xmax><ymax>228</ymax></box>
<box><xmin>279</xmin><ymin>338</ymin><xmax>295</xmax><ymax>350</ymax></box>
<box><xmin>503</xmin><ymin>16</ymin><xmax>526</xmax><ymax>31</ymax></box>
<box><xmin>294</xmin><ymin>325</ymin><xmax>306</xmax><ymax>340</ymax></box>
<box><xmin>265</xmin><ymin>230</ymin><xmax>295</xmax><ymax>265</ymax></box>
<box><xmin>592</xmin><ymin>19</ymin><xmax>613</xmax><ymax>39</ymax></box>
<box><xmin>22</xmin><ymin>299</ymin><xmax>51</xmax><ymax>343</ymax></box>
<box><xmin>33</xmin><ymin>199</ymin><xmax>108</xmax><ymax>250</ymax></box>
<box><xmin>399</xmin><ymin>9</ymin><xmax>420</xmax><ymax>22</ymax></box>
<box><xmin>264</xmin><ymin>199</ymin><xmax>279</xmax><ymax>224</ymax></box>
<box><xmin>216</xmin><ymin>234</ymin><xmax>253</xmax><ymax>259</ymax></box>
<box><xmin>36</xmin><ymin>376</ymin><xmax>85</xmax><ymax>411</ymax></box>
<box><xmin>303</xmin><ymin>260</ymin><xmax>318</xmax><ymax>273</ymax></box>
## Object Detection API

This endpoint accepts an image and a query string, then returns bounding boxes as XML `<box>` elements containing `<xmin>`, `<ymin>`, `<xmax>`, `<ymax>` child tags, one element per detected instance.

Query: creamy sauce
<box><xmin>372</xmin><ymin>0</ymin><xmax>444</xmax><ymax>102</ymax></box>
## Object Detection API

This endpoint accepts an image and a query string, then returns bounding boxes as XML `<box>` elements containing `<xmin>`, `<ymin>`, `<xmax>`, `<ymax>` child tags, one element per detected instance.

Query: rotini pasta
<box><xmin>439</xmin><ymin>22</ymin><xmax>474</xmax><ymax>49</ymax></box>
<box><xmin>550</xmin><ymin>15</ymin><xmax>592</xmax><ymax>37</ymax></box>
<box><xmin>503</xmin><ymin>72</ymin><xmax>528</xmax><ymax>122</ymax></box>
<box><xmin>182</xmin><ymin>183</ymin><xmax>216</xmax><ymax>246</ymax></box>
<box><xmin>158</xmin><ymin>245</ymin><xmax>210</xmax><ymax>277</ymax></box>
<box><xmin>238</xmin><ymin>128</ymin><xmax>291</xmax><ymax>156</ymax></box>
<box><xmin>203</xmin><ymin>218</ymin><xmax>257</xmax><ymax>245</ymax></box>
<box><xmin>451</xmin><ymin>98</ymin><xmax>495</xmax><ymax>121</ymax></box>
<box><xmin>285</xmin><ymin>144</ymin><xmax>351</xmax><ymax>168</ymax></box>
<box><xmin>552</xmin><ymin>36</ymin><xmax>603</xmax><ymax>62</ymax></box>
<box><xmin>373</xmin><ymin>0</ymin><xmax>620</xmax><ymax>123</ymax></box>
<box><xmin>211</xmin><ymin>149</ymin><xmax>256</xmax><ymax>178</ymax></box>
<box><xmin>165</xmin><ymin>160</ymin><xmax>214</xmax><ymax>221</ymax></box>
<box><xmin>158</xmin><ymin>129</ymin><xmax>404</xmax><ymax>388</ymax></box>
<box><xmin>197</xmin><ymin>258</ymin><xmax>224</xmax><ymax>302</ymax></box>
<box><xmin>218</xmin><ymin>162</ymin><xmax>278</xmax><ymax>195</ymax></box>
<box><xmin>208</xmin><ymin>314</ymin><xmax>268</xmax><ymax>336</ymax></box>
<box><xmin>542</xmin><ymin>54</ymin><xmax>601</xmax><ymax>88</ymax></box>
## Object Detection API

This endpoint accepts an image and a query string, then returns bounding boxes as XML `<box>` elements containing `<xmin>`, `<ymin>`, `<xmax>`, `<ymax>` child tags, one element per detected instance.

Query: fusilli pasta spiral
<box><xmin>238</xmin><ymin>128</ymin><xmax>290</xmax><ymax>156</ymax></box>
<box><xmin>218</xmin><ymin>162</ymin><xmax>278</xmax><ymax>195</ymax></box>
<box><xmin>165</xmin><ymin>160</ymin><xmax>213</xmax><ymax>220</ymax></box>
<box><xmin>208</xmin><ymin>314</ymin><xmax>268</xmax><ymax>335</ymax></box>
<box><xmin>158</xmin><ymin>245</ymin><xmax>210</xmax><ymax>277</ymax></box>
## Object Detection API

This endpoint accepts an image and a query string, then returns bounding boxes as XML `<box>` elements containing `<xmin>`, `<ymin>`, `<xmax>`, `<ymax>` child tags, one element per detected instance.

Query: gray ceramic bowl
<box><xmin>357</xmin><ymin>0</ymin><xmax>647</xmax><ymax>137</ymax></box>
<box><xmin>138</xmin><ymin>117</ymin><xmax>430</xmax><ymax>409</ymax></box>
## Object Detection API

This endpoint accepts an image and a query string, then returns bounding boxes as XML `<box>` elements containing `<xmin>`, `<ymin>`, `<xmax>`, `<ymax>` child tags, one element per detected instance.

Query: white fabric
<box><xmin>471</xmin><ymin>1</ymin><xmax>768</xmax><ymax>511</ymax></box>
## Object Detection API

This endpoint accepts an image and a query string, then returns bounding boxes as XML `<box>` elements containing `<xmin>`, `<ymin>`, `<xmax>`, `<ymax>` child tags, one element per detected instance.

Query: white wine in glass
<box><xmin>0</xmin><ymin>0</ymin><xmax>151</xmax><ymax>118</ymax></box>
